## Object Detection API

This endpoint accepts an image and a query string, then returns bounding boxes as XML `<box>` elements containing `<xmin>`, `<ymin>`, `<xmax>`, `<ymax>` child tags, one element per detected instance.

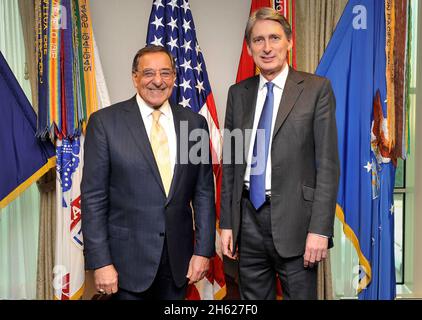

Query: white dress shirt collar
<box><xmin>258</xmin><ymin>64</ymin><xmax>289</xmax><ymax>92</ymax></box>
<box><xmin>136</xmin><ymin>94</ymin><xmax>172</xmax><ymax>120</ymax></box>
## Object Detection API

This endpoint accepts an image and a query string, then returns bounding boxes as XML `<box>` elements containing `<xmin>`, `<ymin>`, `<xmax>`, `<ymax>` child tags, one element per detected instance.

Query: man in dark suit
<box><xmin>81</xmin><ymin>45</ymin><xmax>215</xmax><ymax>300</ymax></box>
<box><xmin>220</xmin><ymin>8</ymin><xmax>340</xmax><ymax>300</ymax></box>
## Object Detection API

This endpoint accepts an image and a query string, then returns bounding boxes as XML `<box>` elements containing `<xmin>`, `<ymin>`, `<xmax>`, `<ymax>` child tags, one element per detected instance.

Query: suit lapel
<box><xmin>272</xmin><ymin>68</ymin><xmax>304</xmax><ymax>139</ymax></box>
<box><xmin>122</xmin><ymin>96</ymin><xmax>166</xmax><ymax>195</ymax></box>
<box><xmin>165</xmin><ymin>104</ymin><xmax>184</xmax><ymax>205</ymax></box>
<box><xmin>241</xmin><ymin>77</ymin><xmax>260</xmax><ymax>162</ymax></box>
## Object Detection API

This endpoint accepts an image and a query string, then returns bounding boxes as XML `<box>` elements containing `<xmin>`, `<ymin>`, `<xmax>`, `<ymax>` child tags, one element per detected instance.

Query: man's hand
<box><xmin>94</xmin><ymin>264</ymin><xmax>118</xmax><ymax>295</ymax></box>
<box><xmin>221</xmin><ymin>229</ymin><xmax>238</xmax><ymax>260</ymax></box>
<box><xmin>186</xmin><ymin>255</ymin><xmax>210</xmax><ymax>285</ymax></box>
<box><xmin>303</xmin><ymin>233</ymin><xmax>329</xmax><ymax>268</ymax></box>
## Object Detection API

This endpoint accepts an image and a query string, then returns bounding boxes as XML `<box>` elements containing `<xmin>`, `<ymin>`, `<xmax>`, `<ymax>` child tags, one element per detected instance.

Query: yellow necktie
<box><xmin>150</xmin><ymin>110</ymin><xmax>173</xmax><ymax>196</ymax></box>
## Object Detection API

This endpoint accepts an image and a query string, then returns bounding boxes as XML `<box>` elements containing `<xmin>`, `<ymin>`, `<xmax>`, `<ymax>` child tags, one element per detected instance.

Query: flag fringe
<box><xmin>336</xmin><ymin>204</ymin><xmax>372</xmax><ymax>293</ymax></box>
<box><xmin>214</xmin><ymin>285</ymin><xmax>227</xmax><ymax>300</ymax></box>
<box><xmin>0</xmin><ymin>157</ymin><xmax>56</xmax><ymax>209</ymax></box>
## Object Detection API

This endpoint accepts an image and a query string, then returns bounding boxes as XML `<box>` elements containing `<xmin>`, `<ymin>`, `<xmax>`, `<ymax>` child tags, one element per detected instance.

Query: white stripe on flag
<box><xmin>199</xmin><ymin>103</ymin><xmax>222</xmax><ymax>163</ymax></box>
<box><xmin>93</xmin><ymin>35</ymin><xmax>111</xmax><ymax>109</ymax></box>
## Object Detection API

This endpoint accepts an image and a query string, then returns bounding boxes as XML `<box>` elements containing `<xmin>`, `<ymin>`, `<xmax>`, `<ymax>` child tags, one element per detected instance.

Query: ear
<box><xmin>131</xmin><ymin>72</ymin><xmax>138</xmax><ymax>88</ymax></box>
<box><xmin>247</xmin><ymin>43</ymin><xmax>252</xmax><ymax>57</ymax></box>
<box><xmin>287</xmin><ymin>38</ymin><xmax>293</xmax><ymax>51</ymax></box>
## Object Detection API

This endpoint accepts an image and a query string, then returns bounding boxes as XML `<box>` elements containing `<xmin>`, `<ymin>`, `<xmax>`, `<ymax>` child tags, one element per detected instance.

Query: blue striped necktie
<box><xmin>249</xmin><ymin>82</ymin><xmax>274</xmax><ymax>210</ymax></box>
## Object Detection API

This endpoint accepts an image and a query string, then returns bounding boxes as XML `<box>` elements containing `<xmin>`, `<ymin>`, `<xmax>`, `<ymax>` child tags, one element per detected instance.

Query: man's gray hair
<box><xmin>245</xmin><ymin>7</ymin><xmax>292</xmax><ymax>45</ymax></box>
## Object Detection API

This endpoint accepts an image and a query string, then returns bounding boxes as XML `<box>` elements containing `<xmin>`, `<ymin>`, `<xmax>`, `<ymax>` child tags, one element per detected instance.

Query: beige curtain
<box><xmin>35</xmin><ymin>169</ymin><xmax>56</xmax><ymax>300</ymax></box>
<box><xmin>295</xmin><ymin>0</ymin><xmax>348</xmax><ymax>73</ymax></box>
<box><xmin>295</xmin><ymin>0</ymin><xmax>348</xmax><ymax>300</ymax></box>
<box><xmin>18</xmin><ymin>0</ymin><xmax>38</xmax><ymax>114</ymax></box>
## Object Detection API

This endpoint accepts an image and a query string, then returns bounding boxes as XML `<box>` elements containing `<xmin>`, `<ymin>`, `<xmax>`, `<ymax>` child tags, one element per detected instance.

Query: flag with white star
<box><xmin>316</xmin><ymin>0</ymin><xmax>400</xmax><ymax>299</ymax></box>
<box><xmin>146</xmin><ymin>0</ymin><xmax>225</xmax><ymax>300</ymax></box>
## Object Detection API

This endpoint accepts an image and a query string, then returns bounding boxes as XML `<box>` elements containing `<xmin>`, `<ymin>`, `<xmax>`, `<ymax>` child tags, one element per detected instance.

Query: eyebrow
<box><xmin>141</xmin><ymin>67</ymin><xmax>172</xmax><ymax>72</ymax></box>
<box><xmin>252</xmin><ymin>33</ymin><xmax>281</xmax><ymax>40</ymax></box>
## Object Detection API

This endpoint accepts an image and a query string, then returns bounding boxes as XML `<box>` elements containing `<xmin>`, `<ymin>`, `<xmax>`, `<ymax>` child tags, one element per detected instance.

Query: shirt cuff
<box><xmin>311</xmin><ymin>233</ymin><xmax>329</xmax><ymax>239</ymax></box>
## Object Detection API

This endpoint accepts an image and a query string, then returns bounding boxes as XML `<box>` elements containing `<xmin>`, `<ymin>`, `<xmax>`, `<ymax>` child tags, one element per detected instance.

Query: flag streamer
<box><xmin>35</xmin><ymin>0</ymin><xmax>109</xmax><ymax>300</ymax></box>
<box><xmin>36</xmin><ymin>0</ymin><xmax>98</xmax><ymax>139</ymax></box>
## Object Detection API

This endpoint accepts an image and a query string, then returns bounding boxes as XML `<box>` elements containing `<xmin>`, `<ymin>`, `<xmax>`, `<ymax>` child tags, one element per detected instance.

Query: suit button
<box><xmin>159</xmin><ymin>232</ymin><xmax>165</xmax><ymax>237</ymax></box>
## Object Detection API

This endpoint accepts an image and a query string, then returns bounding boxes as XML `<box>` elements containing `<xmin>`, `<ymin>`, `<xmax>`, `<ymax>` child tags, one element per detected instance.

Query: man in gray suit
<box><xmin>220</xmin><ymin>8</ymin><xmax>340</xmax><ymax>300</ymax></box>
<box><xmin>81</xmin><ymin>45</ymin><xmax>215</xmax><ymax>300</ymax></box>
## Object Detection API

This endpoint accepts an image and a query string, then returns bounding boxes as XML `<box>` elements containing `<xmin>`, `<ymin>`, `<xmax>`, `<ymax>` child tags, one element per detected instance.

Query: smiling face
<box><xmin>132</xmin><ymin>52</ymin><xmax>176</xmax><ymax>109</ymax></box>
<box><xmin>247</xmin><ymin>19</ymin><xmax>293</xmax><ymax>81</ymax></box>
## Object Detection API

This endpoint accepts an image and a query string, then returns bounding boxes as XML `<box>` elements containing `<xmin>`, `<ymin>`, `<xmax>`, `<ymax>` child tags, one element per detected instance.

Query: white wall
<box><xmin>90</xmin><ymin>0</ymin><xmax>251</xmax><ymax>126</ymax></box>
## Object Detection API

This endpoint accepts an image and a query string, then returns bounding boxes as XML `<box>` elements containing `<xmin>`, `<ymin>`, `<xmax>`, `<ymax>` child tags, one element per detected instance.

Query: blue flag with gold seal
<box><xmin>0</xmin><ymin>51</ymin><xmax>55</xmax><ymax>208</ymax></box>
<box><xmin>316</xmin><ymin>0</ymin><xmax>396</xmax><ymax>299</ymax></box>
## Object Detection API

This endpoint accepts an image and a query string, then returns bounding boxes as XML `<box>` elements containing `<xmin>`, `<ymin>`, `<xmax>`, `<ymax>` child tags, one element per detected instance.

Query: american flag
<box><xmin>146</xmin><ymin>0</ymin><xmax>226</xmax><ymax>300</ymax></box>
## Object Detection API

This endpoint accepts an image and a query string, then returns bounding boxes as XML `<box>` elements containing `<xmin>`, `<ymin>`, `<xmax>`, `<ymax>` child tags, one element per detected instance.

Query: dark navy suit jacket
<box><xmin>81</xmin><ymin>96</ymin><xmax>216</xmax><ymax>292</ymax></box>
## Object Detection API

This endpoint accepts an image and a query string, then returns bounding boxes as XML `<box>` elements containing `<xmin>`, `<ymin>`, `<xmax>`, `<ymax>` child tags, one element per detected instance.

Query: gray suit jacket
<box><xmin>81</xmin><ymin>96</ymin><xmax>216</xmax><ymax>292</ymax></box>
<box><xmin>220</xmin><ymin>68</ymin><xmax>340</xmax><ymax>258</ymax></box>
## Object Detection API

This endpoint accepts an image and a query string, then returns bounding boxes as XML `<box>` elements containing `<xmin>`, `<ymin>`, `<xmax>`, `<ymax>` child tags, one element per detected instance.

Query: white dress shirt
<box><xmin>136</xmin><ymin>94</ymin><xmax>177</xmax><ymax>175</ymax></box>
<box><xmin>244</xmin><ymin>65</ymin><xmax>289</xmax><ymax>194</ymax></box>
